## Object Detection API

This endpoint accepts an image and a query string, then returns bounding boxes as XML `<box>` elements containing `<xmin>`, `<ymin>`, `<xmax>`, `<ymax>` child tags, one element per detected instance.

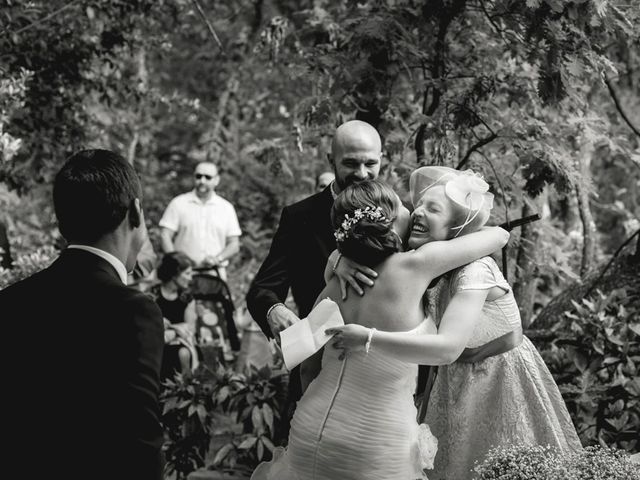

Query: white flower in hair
<box><xmin>334</xmin><ymin>206</ymin><xmax>387</xmax><ymax>243</ymax></box>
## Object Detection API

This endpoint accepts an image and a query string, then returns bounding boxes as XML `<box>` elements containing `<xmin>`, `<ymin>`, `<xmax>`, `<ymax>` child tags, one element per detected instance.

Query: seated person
<box><xmin>149</xmin><ymin>252</ymin><xmax>198</xmax><ymax>380</ymax></box>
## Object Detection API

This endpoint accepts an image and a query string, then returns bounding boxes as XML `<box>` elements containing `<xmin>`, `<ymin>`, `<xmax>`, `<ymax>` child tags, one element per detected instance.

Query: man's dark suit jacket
<box><xmin>247</xmin><ymin>187</ymin><xmax>334</xmax><ymax>404</ymax></box>
<box><xmin>247</xmin><ymin>187</ymin><xmax>335</xmax><ymax>341</ymax></box>
<box><xmin>0</xmin><ymin>248</ymin><xmax>165</xmax><ymax>480</ymax></box>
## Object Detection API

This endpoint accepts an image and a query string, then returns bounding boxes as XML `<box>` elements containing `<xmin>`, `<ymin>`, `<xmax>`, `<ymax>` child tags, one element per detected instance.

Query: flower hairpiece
<box><xmin>445</xmin><ymin>170</ymin><xmax>494</xmax><ymax>237</ymax></box>
<box><xmin>334</xmin><ymin>206</ymin><xmax>387</xmax><ymax>243</ymax></box>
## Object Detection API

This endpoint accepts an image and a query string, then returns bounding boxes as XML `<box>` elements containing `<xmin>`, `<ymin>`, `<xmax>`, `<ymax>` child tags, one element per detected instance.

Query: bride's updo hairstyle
<box><xmin>332</xmin><ymin>180</ymin><xmax>402</xmax><ymax>267</ymax></box>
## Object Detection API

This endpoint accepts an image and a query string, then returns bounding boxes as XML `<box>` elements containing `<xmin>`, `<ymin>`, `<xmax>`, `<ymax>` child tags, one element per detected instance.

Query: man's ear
<box><xmin>128</xmin><ymin>198</ymin><xmax>142</xmax><ymax>229</ymax></box>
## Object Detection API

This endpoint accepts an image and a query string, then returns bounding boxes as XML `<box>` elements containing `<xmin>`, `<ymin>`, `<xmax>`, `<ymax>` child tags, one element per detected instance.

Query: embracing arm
<box><xmin>324</xmin><ymin>249</ymin><xmax>378</xmax><ymax>299</ymax></box>
<box><xmin>328</xmin><ymin>289</ymin><xmax>488</xmax><ymax>365</ymax></box>
<box><xmin>457</xmin><ymin>329</ymin><xmax>522</xmax><ymax>363</ymax></box>
<box><xmin>412</xmin><ymin>226</ymin><xmax>508</xmax><ymax>280</ymax></box>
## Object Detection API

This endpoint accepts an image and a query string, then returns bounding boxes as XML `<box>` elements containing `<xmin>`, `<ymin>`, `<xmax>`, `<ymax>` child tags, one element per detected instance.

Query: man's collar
<box><xmin>66</xmin><ymin>245</ymin><xmax>128</xmax><ymax>284</ymax></box>
<box><xmin>189</xmin><ymin>190</ymin><xmax>218</xmax><ymax>204</ymax></box>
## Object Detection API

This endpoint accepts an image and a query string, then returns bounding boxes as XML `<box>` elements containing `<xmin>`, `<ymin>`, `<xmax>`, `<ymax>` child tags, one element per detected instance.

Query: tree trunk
<box><xmin>205</xmin><ymin>75</ymin><xmax>237</xmax><ymax>161</ymax></box>
<box><xmin>576</xmin><ymin>148</ymin><xmax>597</xmax><ymax>277</ymax></box>
<box><xmin>532</xmin><ymin>253</ymin><xmax>640</xmax><ymax>329</ymax></box>
<box><xmin>126</xmin><ymin>48</ymin><xmax>148</xmax><ymax>165</ymax></box>
<box><xmin>513</xmin><ymin>200</ymin><xmax>541</xmax><ymax>328</ymax></box>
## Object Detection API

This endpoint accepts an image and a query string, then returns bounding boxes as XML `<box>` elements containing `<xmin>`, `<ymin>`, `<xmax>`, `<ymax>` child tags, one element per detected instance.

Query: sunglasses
<box><xmin>195</xmin><ymin>173</ymin><xmax>216</xmax><ymax>180</ymax></box>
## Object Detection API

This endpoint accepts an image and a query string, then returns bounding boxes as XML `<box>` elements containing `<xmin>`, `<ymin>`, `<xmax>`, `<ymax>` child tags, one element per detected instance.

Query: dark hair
<box><xmin>157</xmin><ymin>251</ymin><xmax>194</xmax><ymax>283</ymax></box>
<box><xmin>331</xmin><ymin>180</ymin><xmax>402</xmax><ymax>267</ymax></box>
<box><xmin>53</xmin><ymin>149</ymin><xmax>142</xmax><ymax>243</ymax></box>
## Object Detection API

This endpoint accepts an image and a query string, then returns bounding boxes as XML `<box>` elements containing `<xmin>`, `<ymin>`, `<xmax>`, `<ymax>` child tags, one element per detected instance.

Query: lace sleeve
<box><xmin>452</xmin><ymin>257</ymin><xmax>510</xmax><ymax>292</ymax></box>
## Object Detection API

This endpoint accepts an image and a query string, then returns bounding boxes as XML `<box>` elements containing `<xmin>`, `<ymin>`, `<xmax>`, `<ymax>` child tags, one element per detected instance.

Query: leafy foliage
<box><xmin>475</xmin><ymin>444</ymin><xmax>640</xmax><ymax>480</ymax></box>
<box><xmin>160</xmin><ymin>369</ymin><xmax>217</xmax><ymax>479</ymax></box>
<box><xmin>159</xmin><ymin>362</ymin><xmax>287</xmax><ymax>478</ymax></box>
<box><xmin>537</xmin><ymin>288</ymin><xmax>640</xmax><ymax>451</ymax></box>
<box><xmin>0</xmin><ymin>245</ymin><xmax>56</xmax><ymax>289</ymax></box>
<box><xmin>209</xmin><ymin>364</ymin><xmax>288</xmax><ymax>473</ymax></box>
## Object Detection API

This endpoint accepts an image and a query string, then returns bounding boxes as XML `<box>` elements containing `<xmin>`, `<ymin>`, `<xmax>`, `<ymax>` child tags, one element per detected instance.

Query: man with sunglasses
<box><xmin>159</xmin><ymin>162</ymin><xmax>241</xmax><ymax>281</ymax></box>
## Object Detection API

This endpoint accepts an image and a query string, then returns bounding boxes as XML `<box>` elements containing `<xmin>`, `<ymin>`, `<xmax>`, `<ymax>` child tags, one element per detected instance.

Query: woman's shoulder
<box><xmin>452</xmin><ymin>256</ymin><xmax>504</xmax><ymax>291</ymax></box>
<box><xmin>459</xmin><ymin>256</ymin><xmax>499</xmax><ymax>274</ymax></box>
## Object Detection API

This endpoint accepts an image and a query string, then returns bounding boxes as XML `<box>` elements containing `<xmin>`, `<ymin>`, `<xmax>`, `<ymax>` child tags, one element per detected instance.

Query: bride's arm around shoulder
<box><xmin>407</xmin><ymin>226</ymin><xmax>509</xmax><ymax>280</ymax></box>
<box><xmin>327</xmin><ymin>289</ymin><xmax>489</xmax><ymax>366</ymax></box>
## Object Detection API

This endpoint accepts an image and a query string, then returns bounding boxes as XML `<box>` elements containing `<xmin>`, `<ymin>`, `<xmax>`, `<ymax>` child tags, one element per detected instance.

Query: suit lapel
<box><xmin>307</xmin><ymin>188</ymin><xmax>335</xmax><ymax>258</ymax></box>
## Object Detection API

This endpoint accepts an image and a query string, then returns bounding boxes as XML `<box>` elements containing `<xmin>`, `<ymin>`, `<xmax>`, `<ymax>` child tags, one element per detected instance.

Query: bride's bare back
<box><xmin>320</xmin><ymin>251</ymin><xmax>431</xmax><ymax>333</ymax></box>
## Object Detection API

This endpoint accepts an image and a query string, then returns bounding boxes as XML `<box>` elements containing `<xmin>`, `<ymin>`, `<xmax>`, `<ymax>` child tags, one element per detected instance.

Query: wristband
<box><xmin>365</xmin><ymin>328</ymin><xmax>376</xmax><ymax>355</ymax></box>
<box><xmin>267</xmin><ymin>303</ymin><xmax>285</xmax><ymax>321</ymax></box>
<box><xmin>332</xmin><ymin>253</ymin><xmax>343</xmax><ymax>273</ymax></box>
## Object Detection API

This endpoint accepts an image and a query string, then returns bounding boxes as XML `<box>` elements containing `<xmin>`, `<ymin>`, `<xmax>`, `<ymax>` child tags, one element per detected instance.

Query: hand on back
<box><xmin>332</xmin><ymin>255</ymin><xmax>378</xmax><ymax>300</ymax></box>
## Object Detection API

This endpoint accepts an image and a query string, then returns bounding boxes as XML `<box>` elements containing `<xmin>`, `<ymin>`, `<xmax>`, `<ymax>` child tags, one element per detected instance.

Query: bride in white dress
<box><xmin>251</xmin><ymin>180</ymin><xmax>508</xmax><ymax>480</ymax></box>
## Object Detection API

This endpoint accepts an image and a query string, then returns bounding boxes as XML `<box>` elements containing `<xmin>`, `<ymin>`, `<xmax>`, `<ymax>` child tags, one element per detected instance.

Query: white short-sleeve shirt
<box><xmin>159</xmin><ymin>190</ymin><xmax>242</xmax><ymax>265</ymax></box>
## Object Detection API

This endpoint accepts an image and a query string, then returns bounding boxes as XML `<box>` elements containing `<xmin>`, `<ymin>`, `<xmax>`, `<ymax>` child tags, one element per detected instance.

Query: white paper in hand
<box><xmin>280</xmin><ymin>298</ymin><xmax>344</xmax><ymax>370</ymax></box>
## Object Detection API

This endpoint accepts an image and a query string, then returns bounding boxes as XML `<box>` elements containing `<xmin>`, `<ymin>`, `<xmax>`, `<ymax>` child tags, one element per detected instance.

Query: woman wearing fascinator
<box><xmin>330</xmin><ymin>166</ymin><xmax>582</xmax><ymax>479</ymax></box>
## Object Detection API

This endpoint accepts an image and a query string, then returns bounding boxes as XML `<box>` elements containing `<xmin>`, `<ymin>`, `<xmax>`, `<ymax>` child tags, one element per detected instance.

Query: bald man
<box><xmin>246</xmin><ymin>120</ymin><xmax>382</xmax><ymax>428</ymax></box>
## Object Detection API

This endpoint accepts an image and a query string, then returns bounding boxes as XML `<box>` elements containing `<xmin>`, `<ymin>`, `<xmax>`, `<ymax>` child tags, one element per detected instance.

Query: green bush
<box><xmin>0</xmin><ymin>245</ymin><xmax>56</xmax><ymax>289</ymax></box>
<box><xmin>160</xmin><ymin>369</ymin><xmax>217</xmax><ymax>479</ymax></box>
<box><xmin>536</xmin><ymin>288</ymin><xmax>640</xmax><ymax>451</ymax></box>
<box><xmin>474</xmin><ymin>444</ymin><xmax>640</xmax><ymax>480</ymax></box>
<box><xmin>209</xmin><ymin>364</ymin><xmax>288</xmax><ymax>475</ymax></box>
<box><xmin>160</xmin><ymin>363</ymin><xmax>288</xmax><ymax>478</ymax></box>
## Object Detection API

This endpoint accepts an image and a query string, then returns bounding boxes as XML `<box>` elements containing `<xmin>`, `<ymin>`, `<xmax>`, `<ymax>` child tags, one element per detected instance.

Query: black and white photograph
<box><xmin>1</xmin><ymin>1</ymin><xmax>639</xmax><ymax>479</ymax></box>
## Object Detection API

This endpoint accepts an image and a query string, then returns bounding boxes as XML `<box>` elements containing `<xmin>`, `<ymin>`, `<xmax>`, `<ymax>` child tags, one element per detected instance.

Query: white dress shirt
<box><xmin>159</xmin><ymin>190</ymin><xmax>242</xmax><ymax>265</ymax></box>
<box><xmin>67</xmin><ymin>245</ymin><xmax>128</xmax><ymax>285</ymax></box>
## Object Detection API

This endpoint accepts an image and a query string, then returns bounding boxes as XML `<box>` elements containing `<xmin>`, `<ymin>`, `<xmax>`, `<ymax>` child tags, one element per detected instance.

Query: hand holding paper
<box><xmin>280</xmin><ymin>298</ymin><xmax>344</xmax><ymax>370</ymax></box>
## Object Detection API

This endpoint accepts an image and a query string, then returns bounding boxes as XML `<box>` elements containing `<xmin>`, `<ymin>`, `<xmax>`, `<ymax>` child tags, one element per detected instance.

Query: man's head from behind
<box><xmin>328</xmin><ymin>120</ymin><xmax>382</xmax><ymax>193</ymax></box>
<box><xmin>53</xmin><ymin>149</ymin><xmax>145</xmax><ymax>267</ymax></box>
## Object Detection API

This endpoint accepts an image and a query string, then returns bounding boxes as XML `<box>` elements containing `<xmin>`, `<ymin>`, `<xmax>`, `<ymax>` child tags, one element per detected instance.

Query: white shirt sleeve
<box><xmin>159</xmin><ymin>198</ymin><xmax>181</xmax><ymax>232</ymax></box>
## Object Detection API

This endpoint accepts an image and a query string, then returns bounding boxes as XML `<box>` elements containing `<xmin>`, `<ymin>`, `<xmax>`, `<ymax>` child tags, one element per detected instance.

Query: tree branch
<box><xmin>455</xmin><ymin>132</ymin><xmax>498</xmax><ymax>169</ymax></box>
<box><xmin>414</xmin><ymin>0</ymin><xmax>467</xmax><ymax>163</ymax></box>
<box><xmin>480</xmin><ymin>152</ymin><xmax>510</xmax><ymax>225</ymax></box>
<box><xmin>604</xmin><ymin>75</ymin><xmax>640</xmax><ymax>137</ymax></box>
<box><xmin>1</xmin><ymin>0</ymin><xmax>82</xmax><ymax>37</ymax></box>
<box><xmin>415</xmin><ymin>65</ymin><xmax>430</xmax><ymax>164</ymax></box>
<box><xmin>191</xmin><ymin>0</ymin><xmax>225</xmax><ymax>53</ymax></box>
<box><xmin>585</xmin><ymin>228</ymin><xmax>640</xmax><ymax>297</ymax></box>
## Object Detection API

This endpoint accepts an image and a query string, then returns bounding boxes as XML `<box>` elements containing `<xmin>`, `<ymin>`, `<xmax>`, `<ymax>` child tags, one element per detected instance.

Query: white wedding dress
<box><xmin>252</xmin><ymin>318</ymin><xmax>437</xmax><ymax>480</ymax></box>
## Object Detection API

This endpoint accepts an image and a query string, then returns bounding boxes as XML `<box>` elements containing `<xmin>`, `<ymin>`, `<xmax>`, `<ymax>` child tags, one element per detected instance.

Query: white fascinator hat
<box><xmin>409</xmin><ymin>166</ymin><xmax>494</xmax><ymax>237</ymax></box>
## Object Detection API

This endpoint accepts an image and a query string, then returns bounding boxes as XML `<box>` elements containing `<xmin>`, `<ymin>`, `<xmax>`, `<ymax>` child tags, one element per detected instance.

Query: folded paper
<box><xmin>280</xmin><ymin>298</ymin><xmax>344</xmax><ymax>370</ymax></box>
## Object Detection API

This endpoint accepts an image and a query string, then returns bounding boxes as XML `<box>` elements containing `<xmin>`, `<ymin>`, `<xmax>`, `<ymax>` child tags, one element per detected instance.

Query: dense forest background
<box><xmin>1</xmin><ymin>0</ymin><xmax>639</xmax><ymax>462</ymax></box>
